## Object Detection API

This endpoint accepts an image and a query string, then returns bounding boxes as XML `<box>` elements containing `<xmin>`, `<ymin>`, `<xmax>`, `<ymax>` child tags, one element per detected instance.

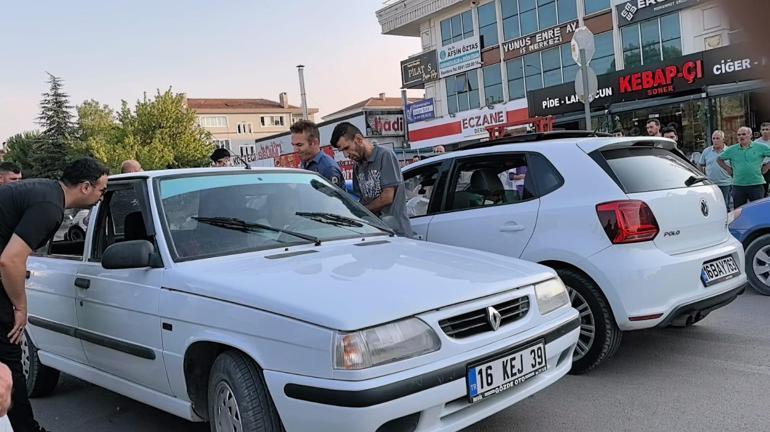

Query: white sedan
<box><xmin>23</xmin><ymin>167</ymin><xmax>579</xmax><ymax>432</ymax></box>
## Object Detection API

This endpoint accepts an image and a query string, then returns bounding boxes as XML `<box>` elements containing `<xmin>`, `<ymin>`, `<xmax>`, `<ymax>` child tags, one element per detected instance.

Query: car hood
<box><xmin>164</xmin><ymin>237</ymin><xmax>555</xmax><ymax>330</ymax></box>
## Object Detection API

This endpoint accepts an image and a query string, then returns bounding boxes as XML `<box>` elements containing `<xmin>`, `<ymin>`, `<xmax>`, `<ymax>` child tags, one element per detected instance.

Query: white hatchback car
<box><xmin>403</xmin><ymin>133</ymin><xmax>747</xmax><ymax>373</ymax></box>
<box><xmin>23</xmin><ymin>168</ymin><xmax>579</xmax><ymax>432</ymax></box>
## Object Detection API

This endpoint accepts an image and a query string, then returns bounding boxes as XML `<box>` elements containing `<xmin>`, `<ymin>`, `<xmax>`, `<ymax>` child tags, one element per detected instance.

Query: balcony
<box><xmin>376</xmin><ymin>0</ymin><xmax>466</xmax><ymax>36</ymax></box>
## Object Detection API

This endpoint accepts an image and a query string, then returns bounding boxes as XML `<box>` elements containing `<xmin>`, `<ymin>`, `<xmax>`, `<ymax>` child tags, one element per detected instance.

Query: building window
<box><xmin>622</xmin><ymin>12</ymin><xmax>681</xmax><ymax>67</ymax></box>
<box><xmin>506</xmin><ymin>58</ymin><xmax>526</xmax><ymax>100</ymax></box>
<box><xmin>446</xmin><ymin>71</ymin><xmax>480</xmax><ymax>114</ymax></box>
<box><xmin>212</xmin><ymin>139</ymin><xmax>231</xmax><ymax>150</ymax></box>
<box><xmin>524</xmin><ymin>52</ymin><xmax>543</xmax><ymax>92</ymax></box>
<box><xmin>584</xmin><ymin>0</ymin><xmax>610</xmax><ymax>16</ymax></box>
<box><xmin>541</xmin><ymin>47</ymin><xmax>562</xmax><ymax>87</ymax></box>
<box><xmin>260</xmin><ymin>116</ymin><xmax>285</xmax><ymax>127</ymax></box>
<box><xmin>236</xmin><ymin>122</ymin><xmax>253</xmax><ymax>134</ymax></box>
<box><xmin>591</xmin><ymin>31</ymin><xmax>616</xmax><ymax>74</ymax></box>
<box><xmin>500</xmin><ymin>0</ymin><xmax>574</xmax><ymax>41</ymax></box>
<box><xmin>483</xmin><ymin>64</ymin><xmax>504</xmax><ymax>105</ymax></box>
<box><xmin>561</xmin><ymin>44</ymin><xmax>578</xmax><ymax>83</ymax></box>
<box><xmin>441</xmin><ymin>11</ymin><xmax>473</xmax><ymax>46</ymax></box>
<box><xmin>198</xmin><ymin>116</ymin><xmax>227</xmax><ymax>128</ymax></box>
<box><xmin>478</xmin><ymin>2</ymin><xmax>499</xmax><ymax>48</ymax></box>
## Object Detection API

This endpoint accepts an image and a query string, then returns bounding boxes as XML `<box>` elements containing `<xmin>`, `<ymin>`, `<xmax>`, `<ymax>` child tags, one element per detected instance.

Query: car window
<box><xmin>446</xmin><ymin>153</ymin><xmax>533</xmax><ymax>211</ymax></box>
<box><xmin>528</xmin><ymin>152</ymin><xmax>564</xmax><ymax>196</ymax></box>
<box><xmin>404</xmin><ymin>163</ymin><xmax>441</xmax><ymax>218</ymax></box>
<box><xmin>45</xmin><ymin>208</ymin><xmax>90</xmax><ymax>259</ymax></box>
<box><xmin>91</xmin><ymin>184</ymin><xmax>146</xmax><ymax>261</ymax></box>
<box><xmin>600</xmin><ymin>147</ymin><xmax>703</xmax><ymax>193</ymax></box>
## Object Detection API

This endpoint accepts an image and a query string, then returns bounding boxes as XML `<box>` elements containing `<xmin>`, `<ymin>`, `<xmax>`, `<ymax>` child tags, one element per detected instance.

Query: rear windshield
<box><xmin>600</xmin><ymin>147</ymin><xmax>704</xmax><ymax>193</ymax></box>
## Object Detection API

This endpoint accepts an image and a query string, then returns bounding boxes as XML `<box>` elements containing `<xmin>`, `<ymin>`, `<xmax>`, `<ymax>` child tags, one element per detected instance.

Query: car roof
<box><xmin>108</xmin><ymin>166</ymin><xmax>312</xmax><ymax>180</ymax></box>
<box><xmin>404</xmin><ymin>136</ymin><xmax>675</xmax><ymax>170</ymax></box>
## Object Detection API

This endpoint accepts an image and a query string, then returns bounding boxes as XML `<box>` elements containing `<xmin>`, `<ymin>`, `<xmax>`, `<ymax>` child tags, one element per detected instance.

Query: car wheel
<box><xmin>746</xmin><ymin>234</ymin><xmax>770</xmax><ymax>296</ymax></box>
<box><xmin>208</xmin><ymin>351</ymin><xmax>283</xmax><ymax>432</ymax></box>
<box><xmin>557</xmin><ymin>268</ymin><xmax>622</xmax><ymax>374</ymax></box>
<box><xmin>22</xmin><ymin>331</ymin><xmax>60</xmax><ymax>398</ymax></box>
<box><xmin>65</xmin><ymin>226</ymin><xmax>85</xmax><ymax>242</ymax></box>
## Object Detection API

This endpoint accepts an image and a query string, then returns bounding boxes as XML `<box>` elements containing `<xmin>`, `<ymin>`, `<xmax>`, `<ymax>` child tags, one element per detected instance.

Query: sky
<box><xmin>0</xmin><ymin>0</ymin><xmax>422</xmax><ymax>142</ymax></box>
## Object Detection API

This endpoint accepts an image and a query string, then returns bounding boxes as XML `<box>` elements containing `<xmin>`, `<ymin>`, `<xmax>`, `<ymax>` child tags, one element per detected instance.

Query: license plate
<box><xmin>701</xmin><ymin>255</ymin><xmax>740</xmax><ymax>286</ymax></box>
<box><xmin>466</xmin><ymin>340</ymin><xmax>547</xmax><ymax>403</ymax></box>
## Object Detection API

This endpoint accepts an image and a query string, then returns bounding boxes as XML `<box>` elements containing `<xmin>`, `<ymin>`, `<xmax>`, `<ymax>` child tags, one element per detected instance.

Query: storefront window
<box><xmin>483</xmin><ymin>64</ymin><xmax>504</xmax><ymax>105</ymax></box>
<box><xmin>441</xmin><ymin>11</ymin><xmax>474</xmax><ymax>46</ymax></box>
<box><xmin>714</xmin><ymin>95</ymin><xmax>747</xmax><ymax>146</ymax></box>
<box><xmin>446</xmin><ymin>71</ymin><xmax>481</xmax><ymax>114</ymax></box>
<box><xmin>478</xmin><ymin>2</ymin><xmax>499</xmax><ymax>48</ymax></box>
<box><xmin>506</xmin><ymin>58</ymin><xmax>526</xmax><ymax>100</ymax></box>
<box><xmin>622</xmin><ymin>12</ymin><xmax>681</xmax><ymax>67</ymax></box>
<box><xmin>615</xmin><ymin>100</ymin><xmax>708</xmax><ymax>156</ymax></box>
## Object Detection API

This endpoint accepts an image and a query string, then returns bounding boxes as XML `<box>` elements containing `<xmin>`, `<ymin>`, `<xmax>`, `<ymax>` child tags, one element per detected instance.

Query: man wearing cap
<box><xmin>290</xmin><ymin>120</ymin><xmax>344</xmax><ymax>187</ymax></box>
<box><xmin>210</xmin><ymin>148</ymin><xmax>231</xmax><ymax>167</ymax></box>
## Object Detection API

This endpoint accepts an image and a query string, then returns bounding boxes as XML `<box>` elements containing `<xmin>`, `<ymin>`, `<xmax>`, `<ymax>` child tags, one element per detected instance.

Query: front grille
<box><xmin>439</xmin><ymin>296</ymin><xmax>530</xmax><ymax>339</ymax></box>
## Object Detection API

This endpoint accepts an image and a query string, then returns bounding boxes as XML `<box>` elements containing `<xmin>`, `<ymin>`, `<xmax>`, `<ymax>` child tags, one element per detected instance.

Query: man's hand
<box><xmin>7</xmin><ymin>307</ymin><xmax>26</xmax><ymax>345</ymax></box>
<box><xmin>0</xmin><ymin>363</ymin><xmax>11</xmax><ymax>417</ymax></box>
<box><xmin>717</xmin><ymin>159</ymin><xmax>733</xmax><ymax>176</ymax></box>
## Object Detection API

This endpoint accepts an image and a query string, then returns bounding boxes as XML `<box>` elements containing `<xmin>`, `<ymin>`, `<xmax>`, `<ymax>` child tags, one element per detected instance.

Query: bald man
<box><xmin>718</xmin><ymin>127</ymin><xmax>770</xmax><ymax>207</ymax></box>
<box><xmin>120</xmin><ymin>160</ymin><xmax>142</xmax><ymax>174</ymax></box>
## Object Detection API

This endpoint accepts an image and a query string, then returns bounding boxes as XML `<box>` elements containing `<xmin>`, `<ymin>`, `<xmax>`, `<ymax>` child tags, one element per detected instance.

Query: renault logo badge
<box><xmin>486</xmin><ymin>306</ymin><xmax>502</xmax><ymax>331</ymax></box>
<box><xmin>701</xmin><ymin>200</ymin><xmax>709</xmax><ymax>217</ymax></box>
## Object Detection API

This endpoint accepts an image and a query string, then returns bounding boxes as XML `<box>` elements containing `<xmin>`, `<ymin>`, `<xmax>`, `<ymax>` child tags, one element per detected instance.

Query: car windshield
<box><xmin>156</xmin><ymin>172</ymin><xmax>389</xmax><ymax>260</ymax></box>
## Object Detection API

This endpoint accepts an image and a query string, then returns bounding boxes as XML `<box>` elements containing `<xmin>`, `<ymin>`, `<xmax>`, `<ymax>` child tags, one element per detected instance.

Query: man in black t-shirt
<box><xmin>0</xmin><ymin>158</ymin><xmax>109</xmax><ymax>432</ymax></box>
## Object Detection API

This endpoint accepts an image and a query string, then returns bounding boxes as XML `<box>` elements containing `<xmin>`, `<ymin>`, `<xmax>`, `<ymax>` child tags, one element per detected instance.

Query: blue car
<box><xmin>728</xmin><ymin>197</ymin><xmax>770</xmax><ymax>295</ymax></box>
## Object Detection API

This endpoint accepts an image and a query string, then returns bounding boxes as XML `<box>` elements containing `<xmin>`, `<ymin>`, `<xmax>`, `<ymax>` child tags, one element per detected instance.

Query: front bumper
<box><xmin>265</xmin><ymin>314</ymin><xmax>579</xmax><ymax>432</ymax></box>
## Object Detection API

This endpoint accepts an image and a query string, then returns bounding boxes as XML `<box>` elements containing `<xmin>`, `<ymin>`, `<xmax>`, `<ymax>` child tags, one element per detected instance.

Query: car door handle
<box><xmin>25</xmin><ymin>271</ymin><xmax>30</xmax><ymax>280</ymax></box>
<box><xmin>74</xmin><ymin>278</ymin><xmax>91</xmax><ymax>289</ymax></box>
<box><xmin>499</xmin><ymin>222</ymin><xmax>525</xmax><ymax>233</ymax></box>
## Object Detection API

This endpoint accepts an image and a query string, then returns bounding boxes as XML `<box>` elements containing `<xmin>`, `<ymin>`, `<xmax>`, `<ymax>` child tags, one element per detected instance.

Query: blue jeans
<box><xmin>718</xmin><ymin>185</ymin><xmax>733</xmax><ymax>210</ymax></box>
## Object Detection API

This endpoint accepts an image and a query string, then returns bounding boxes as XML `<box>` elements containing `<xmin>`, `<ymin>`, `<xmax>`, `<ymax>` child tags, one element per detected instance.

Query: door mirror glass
<box><xmin>102</xmin><ymin>240</ymin><xmax>161</xmax><ymax>269</ymax></box>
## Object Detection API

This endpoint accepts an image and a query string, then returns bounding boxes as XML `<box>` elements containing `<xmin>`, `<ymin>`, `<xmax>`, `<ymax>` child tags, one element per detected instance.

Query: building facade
<box><xmin>187</xmin><ymin>94</ymin><xmax>318</xmax><ymax>158</ymax></box>
<box><xmin>378</xmin><ymin>0</ymin><xmax>767</xmax><ymax>155</ymax></box>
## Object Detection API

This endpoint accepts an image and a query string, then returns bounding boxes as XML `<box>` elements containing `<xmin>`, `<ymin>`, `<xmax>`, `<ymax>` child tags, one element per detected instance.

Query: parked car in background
<box><xmin>403</xmin><ymin>132</ymin><xmax>747</xmax><ymax>373</ymax></box>
<box><xmin>728</xmin><ymin>198</ymin><xmax>770</xmax><ymax>295</ymax></box>
<box><xmin>24</xmin><ymin>168</ymin><xmax>579</xmax><ymax>432</ymax></box>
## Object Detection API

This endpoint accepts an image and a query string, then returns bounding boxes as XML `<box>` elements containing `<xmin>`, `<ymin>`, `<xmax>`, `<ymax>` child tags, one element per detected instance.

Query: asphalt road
<box><xmin>30</xmin><ymin>288</ymin><xmax>770</xmax><ymax>432</ymax></box>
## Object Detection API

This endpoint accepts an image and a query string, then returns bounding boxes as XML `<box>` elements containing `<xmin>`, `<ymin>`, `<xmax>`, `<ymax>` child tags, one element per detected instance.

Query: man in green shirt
<box><xmin>718</xmin><ymin>126</ymin><xmax>770</xmax><ymax>207</ymax></box>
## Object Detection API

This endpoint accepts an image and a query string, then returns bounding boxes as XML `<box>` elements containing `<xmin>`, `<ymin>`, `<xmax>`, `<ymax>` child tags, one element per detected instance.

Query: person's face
<box><xmin>646</xmin><ymin>122</ymin><xmax>660</xmax><ymax>136</ymax></box>
<box><xmin>292</xmin><ymin>132</ymin><xmax>320</xmax><ymax>162</ymax></box>
<box><xmin>78</xmin><ymin>175</ymin><xmax>109</xmax><ymax>207</ymax></box>
<box><xmin>663</xmin><ymin>132</ymin><xmax>678</xmax><ymax>142</ymax></box>
<box><xmin>213</xmin><ymin>158</ymin><xmax>228</xmax><ymax>167</ymax></box>
<box><xmin>712</xmin><ymin>133</ymin><xmax>724</xmax><ymax>149</ymax></box>
<box><xmin>737</xmin><ymin>128</ymin><xmax>752</xmax><ymax>145</ymax></box>
<box><xmin>412</xmin><ymin>156</ymin><xmax>420</xmax><ymax>163</ymax></box>
<box><xmin>433</xmin><ymin>146</ymin><xmax>445</xmax><ymax>154</ymax></box>
<box><xmin>0</xmin><ymin>171</ymin><xmax>21</xmax><ymax>184</ymax></box>
<box><xmin>761</xmin><ymin>125</ymin><xmax>770</xmax><ymax>138</ymax></box>
<box><xmin>336</xmin><ymin>135</ymin><xmax>366</xmax><ymax>162</ymax></box>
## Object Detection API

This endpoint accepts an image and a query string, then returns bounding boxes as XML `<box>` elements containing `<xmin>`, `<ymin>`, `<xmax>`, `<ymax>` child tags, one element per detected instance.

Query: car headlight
<box><xmin>727</xmin><ymin>208</ymin><xmax>742</xmax><ymax>225</ymax></box>
<box><xmin>535</xmin><ymin>278</ymin><xmax>570</xmax><ymax>315</ymax></box>
<box><xmin>334</xmin><ymin>318</ymin><xmax>441</xmax><ymax>370</ymax></box>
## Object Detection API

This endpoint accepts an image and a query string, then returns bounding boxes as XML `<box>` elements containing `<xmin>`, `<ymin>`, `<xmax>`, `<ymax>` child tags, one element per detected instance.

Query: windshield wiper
<box><xmin>193</xmin><ymin>217</ymin><xmax>321</xmax><ymax>246</ymax></box>
<box><xmin>685</xmin><ymin>175</ymin><xmax>708</xmax><ymax>187</ymax></box>
<box><xmin>295</xmin><ymin>212</ymin><xmax>395</xmax><ymax>236</ymax></box>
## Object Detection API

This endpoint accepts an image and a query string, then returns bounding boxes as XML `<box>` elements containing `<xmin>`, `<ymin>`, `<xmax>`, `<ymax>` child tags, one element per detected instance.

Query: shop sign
<box><xmin>618</xmin><ymin>58</ymin><xmax>704</xmax><ymax>97</ymax></box>
<box><xmin>400</xmin><ymin>50</ymin><xmax>439</xmax><ymax>88</ymax></box>
<box><xmin>502</xmin><ymin>21</ymin><xmax>578</xmax><ymax>57</ymax></box>
<box><xmin>438</xmin><ymin>37</ymin><xmax>482</xmax><ymax>78</ymax></box>
<box><xmin>703</xmin><ymin>46</ymin><xmax>769</xmax><ymax>85</ymax></box>
<box><xmin>616</xmin><ymin>0</ymin><xmax>702</xmax><ymax>26</ymax></box>
<box><xmin>461</xmin><ymin>109</ymin><xmax>507</xmax><ymax>137</ymax></box>
<box><xmin>257</xmin><ymin>143</ymin><xmax>282</xmax><ymax>160</ymax></box>
<box><xmin>366</xmin><ymin>113</ymin><xmax>405</xmax><ymax>137</ymax></box>
<box><xmin>405</xmin><ymin>98</ymin><xmax>435</xmax><ymax>124</ymax></box>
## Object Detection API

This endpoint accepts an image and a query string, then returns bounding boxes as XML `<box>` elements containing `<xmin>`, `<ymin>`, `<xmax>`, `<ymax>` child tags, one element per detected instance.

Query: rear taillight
<box><xmin>596</xmin><ymin>200</ymin><xmax>659</xmax><ymax>244</ymax></box>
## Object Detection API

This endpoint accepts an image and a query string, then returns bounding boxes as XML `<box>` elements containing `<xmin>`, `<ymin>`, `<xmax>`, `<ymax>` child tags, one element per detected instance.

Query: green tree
<box><xmin>32</xmin><ymin>73</ymin><xmax>76</xmax><ymax>178</ymax></box>
<box><xmin>4</xmin><ymin>131</ymin><xmax>41</xmax><ymax>173</ymax></box>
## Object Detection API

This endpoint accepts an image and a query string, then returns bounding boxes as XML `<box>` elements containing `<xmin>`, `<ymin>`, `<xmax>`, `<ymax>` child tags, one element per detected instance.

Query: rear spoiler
<box><xmin>586</xmin><ymin>139</ymin><xmax>694</xmax><ymax>166</ymax></box>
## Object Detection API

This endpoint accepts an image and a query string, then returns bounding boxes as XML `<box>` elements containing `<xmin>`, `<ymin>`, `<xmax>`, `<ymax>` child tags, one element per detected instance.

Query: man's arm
<box><xmin>0</xmin><ymin>235</ymin><xmax>32</xmax><ymax>344</ymax></box>
<box><xmin>717</xmin><ymin>158</ymin><xmax>733</xmax><ymax>176</ymax></box>
<box><xmin>365</xmin><ymin>187</ymin><xmax>396</xmax><ymax>214</ymax></box>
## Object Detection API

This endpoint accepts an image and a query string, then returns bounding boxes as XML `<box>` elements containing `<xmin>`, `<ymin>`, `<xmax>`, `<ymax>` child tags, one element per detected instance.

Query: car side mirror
<box><xmin>102</xmin><ymin>240</ymin><xmax>163</xmax><ymax>270</ymax></box>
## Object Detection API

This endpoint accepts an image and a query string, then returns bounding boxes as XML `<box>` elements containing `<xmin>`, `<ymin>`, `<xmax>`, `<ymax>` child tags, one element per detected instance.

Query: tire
<box><xmin>745</xmin><ymin>234</ymin><xmax>770</xmax><ymax>295</ymax></box>
<box><xmin>208</xmin><ymin>351</ymin><xmax>283</xmax><ymax>432</ymax></box>
<box><xmin>66</xmin><ymin>226</ymin><xmax>85</xmax><ymax>242</ymax></box>
<box><xmin>556</xmin><ymin>268</ymin><xmax>622</xmax><ymax>374</ymax></box>
<box><xmin>22</xmin><ymin>331</ymin><xmax>60</xmax><ymax>398</ymax></box>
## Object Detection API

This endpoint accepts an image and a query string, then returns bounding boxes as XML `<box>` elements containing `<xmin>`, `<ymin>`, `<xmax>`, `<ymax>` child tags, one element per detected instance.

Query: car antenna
<box><xmin>234</xmin><ymin>155</ymin><xmax>252</xmax><ymax>170</ymax></box>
